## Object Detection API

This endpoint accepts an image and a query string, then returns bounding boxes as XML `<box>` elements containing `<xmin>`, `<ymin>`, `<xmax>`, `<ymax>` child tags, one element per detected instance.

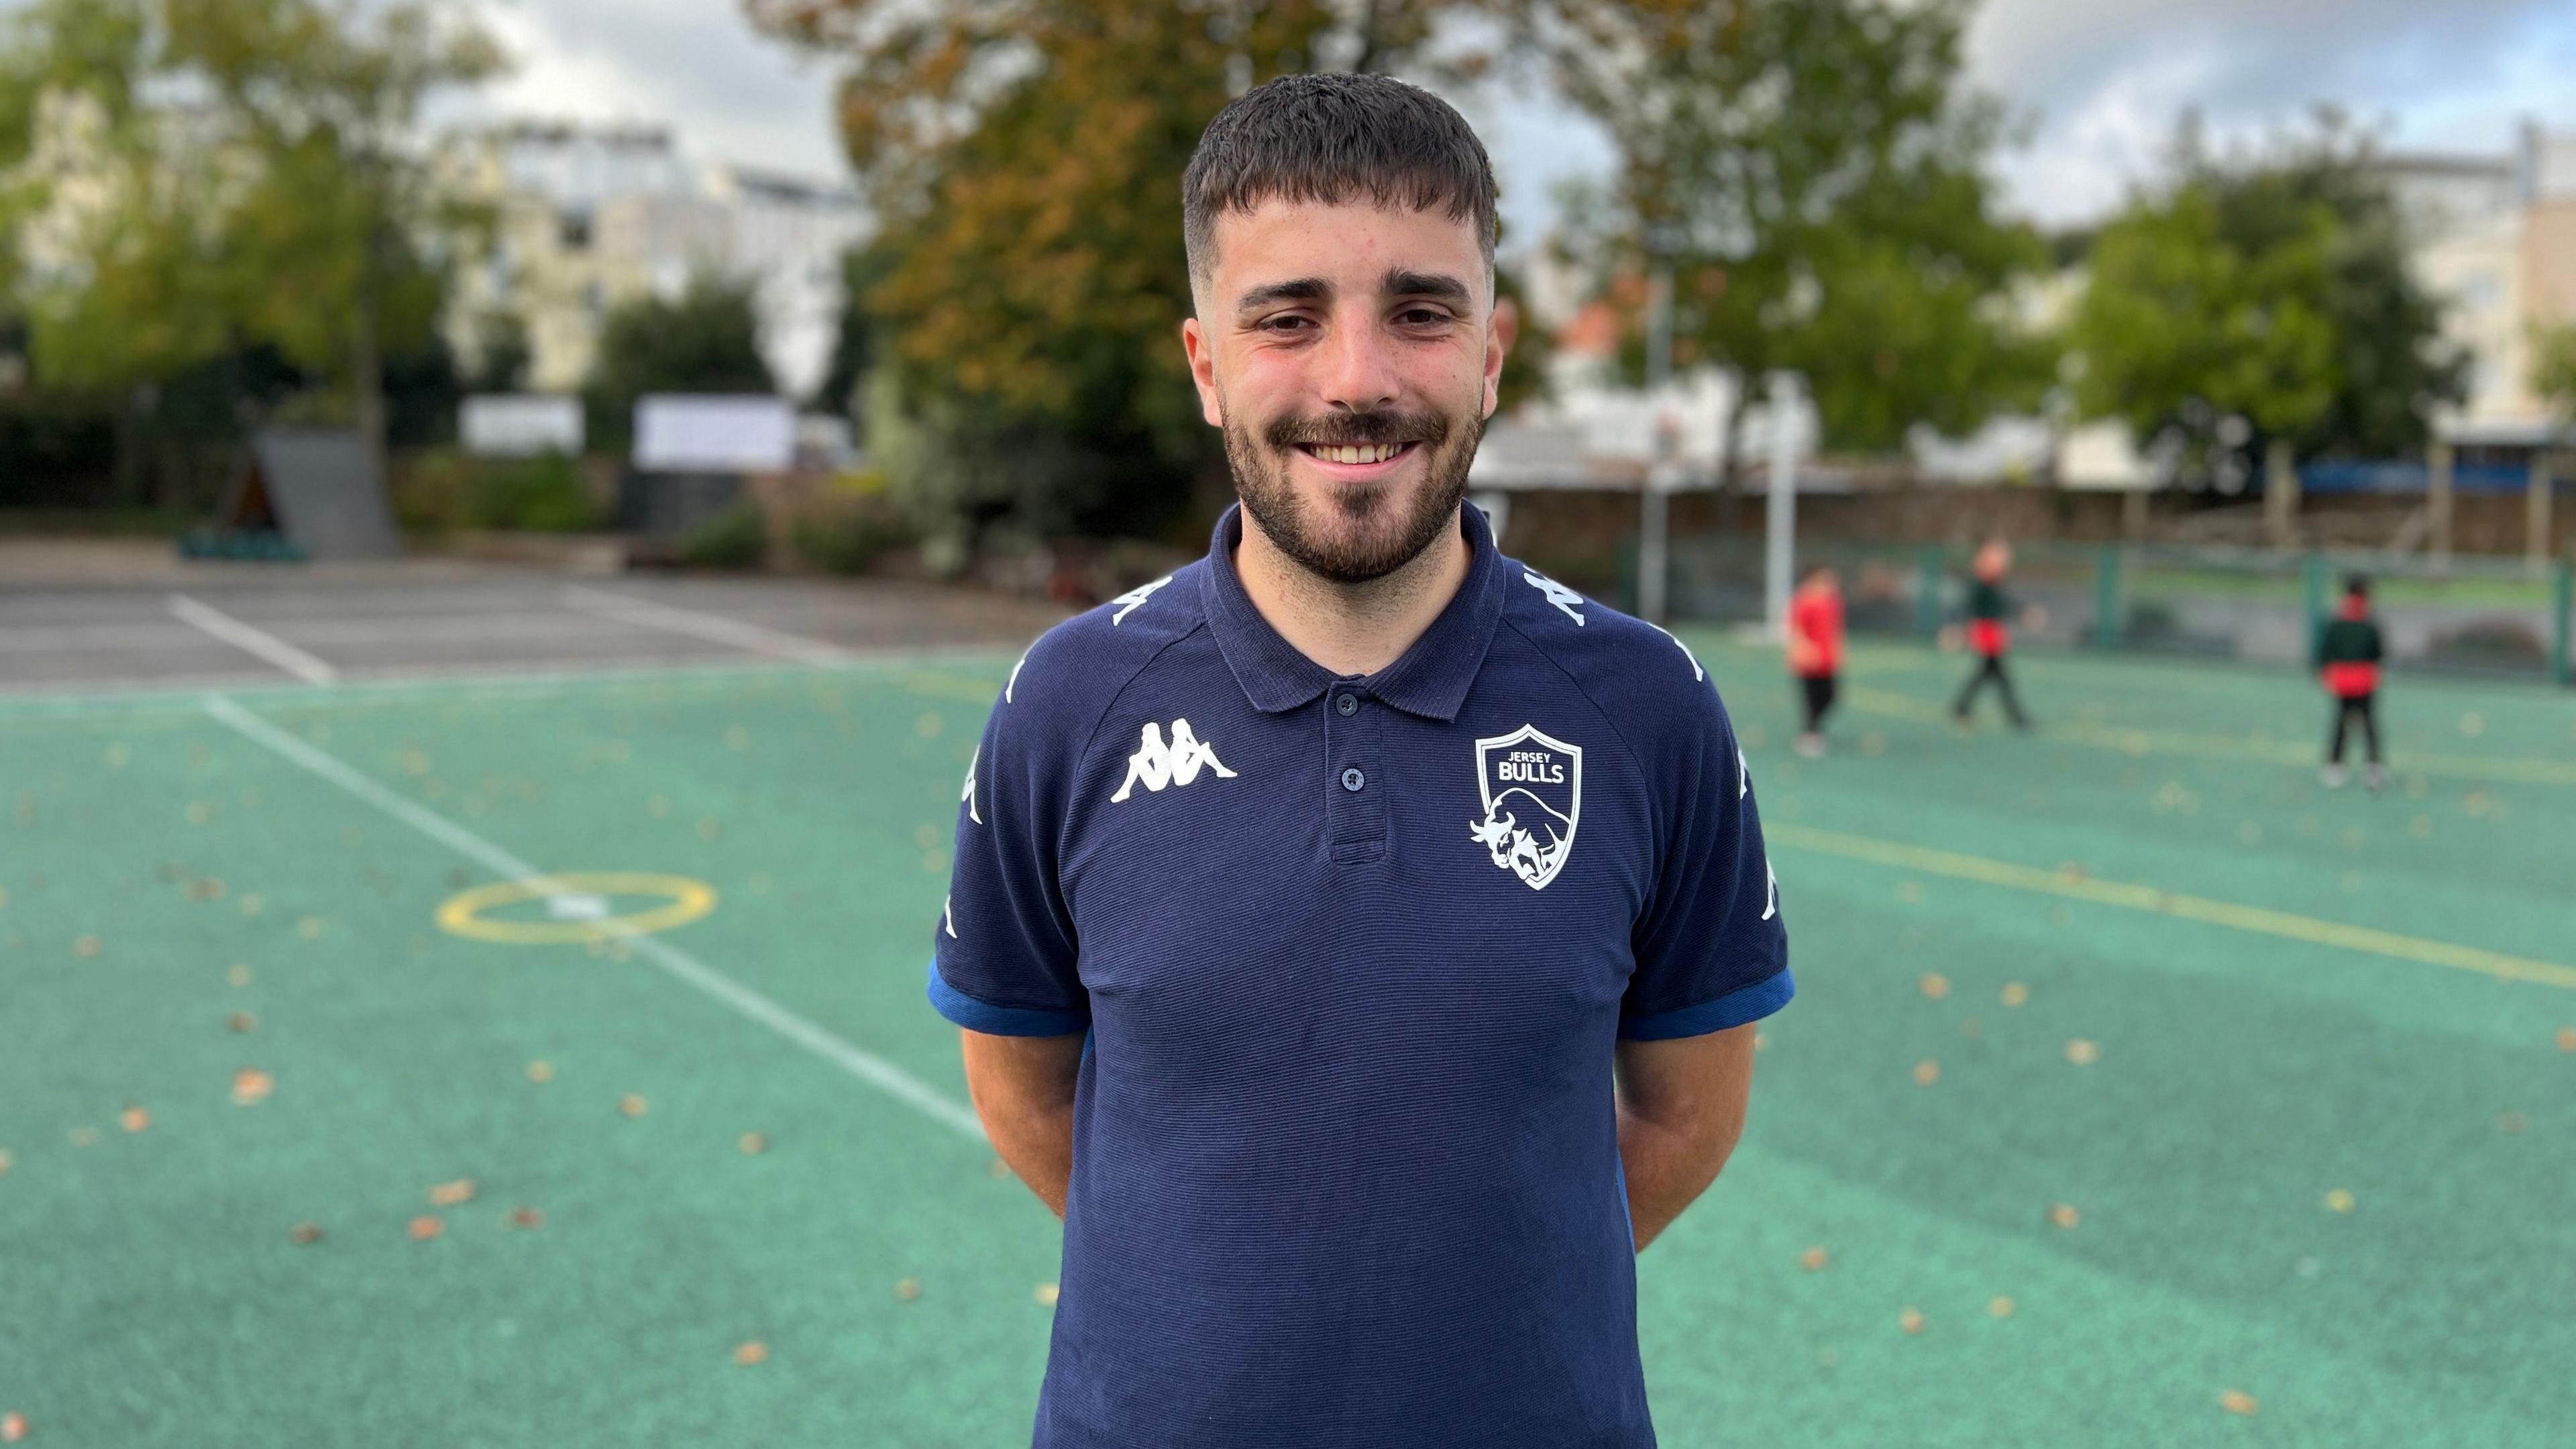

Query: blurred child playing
<box><xmin>2315</xmin><ymin>574</ymin><xmax>2387</xmax><ymax>791</ymax></box>
<box><xmin>1787</xmin><ymin>564</ymin><xmax>1844</xmax><ymax>757</ymax></box>
<box><xmin>1950</xmin><ymin>539</ymin><xmax>2032</xmax><ymax>730</ymax></box>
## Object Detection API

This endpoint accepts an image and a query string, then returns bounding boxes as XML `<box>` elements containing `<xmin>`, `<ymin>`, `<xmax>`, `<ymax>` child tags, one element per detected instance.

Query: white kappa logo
<box><xmin>1469</xmin><ymin>724</ymin><xmax>1583</xmax><ymax>890</ymax></box>
<box><xmin>1111</xmin><ymin>718</ymin><xmax>1236</xmax><ymax>802</ymax></box>
<box><xmin>1110</xmin><ymin>575</ymin><xmax>1171</xmax><ymax>625</ymax></box>
<box><xmin>1523</xmin><ymin>570</ymin><xmax>1587</xmax><ymax>625</ymax></box>
<box><xmin>961</xmin><ymin>745</ymin><xmax>981</xmax><ymax>824</ymax></box>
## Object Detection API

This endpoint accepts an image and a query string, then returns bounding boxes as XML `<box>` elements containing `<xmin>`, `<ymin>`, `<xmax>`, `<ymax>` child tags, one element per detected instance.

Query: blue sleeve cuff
<box><xmin>1619</xmin><ymin>966</ymin><xmax>1794</xmax><ymax>1041</ymax></box>
<box><xmin>926</xmin><ymin>958</ymin><xmax>1090</xmax><ymax>1036</ymax></box>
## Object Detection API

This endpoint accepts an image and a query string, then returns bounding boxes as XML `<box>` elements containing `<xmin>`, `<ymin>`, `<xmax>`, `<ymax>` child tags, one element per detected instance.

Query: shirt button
<box><xmin>1340</xmin><ymin>767</ymin><xmax>1365</xmax><ymax>792</ymax></box>
<box><xmin>1336</xmin><ymin>693</ymin><xmax>1358</xmax><ymax>716</ymax></box>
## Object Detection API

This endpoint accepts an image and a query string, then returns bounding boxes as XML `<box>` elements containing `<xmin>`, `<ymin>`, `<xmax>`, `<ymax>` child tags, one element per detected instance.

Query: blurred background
<box><xmin>1</xmin><ymin>2</ymin><xmax>2571</xmax><ymax>1446</ymax></box>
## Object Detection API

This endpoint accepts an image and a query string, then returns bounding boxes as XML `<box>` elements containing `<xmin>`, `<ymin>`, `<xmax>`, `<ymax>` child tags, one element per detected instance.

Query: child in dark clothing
<box><xmin>2316</xmin><ymin>575</ymin><xmax>2387</xmax><ymax>792</ymax></box>
<box><xmin>1951</xmin><ymin>539</ymin><xmax>2031</xmax><ymax>729</ymax></box>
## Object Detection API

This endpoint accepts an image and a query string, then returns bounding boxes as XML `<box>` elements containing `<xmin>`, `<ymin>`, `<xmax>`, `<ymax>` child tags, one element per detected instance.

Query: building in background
<box><xmin>2374</xmin><ymin>123</ymin><xmax>2576</xmax><ymax>451</ymax></box>
<box><xmin>437</xmin><ymin>122</ymin><xmax>870</xmax><ymax>401</ymax></box>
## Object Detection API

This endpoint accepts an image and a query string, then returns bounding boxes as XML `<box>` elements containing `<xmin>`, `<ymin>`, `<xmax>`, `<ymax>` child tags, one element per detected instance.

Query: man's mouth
<box><xmin>1293</xmin><ymin>441</ymin><xmax>1419</xmax><ymax>467</ymax></box>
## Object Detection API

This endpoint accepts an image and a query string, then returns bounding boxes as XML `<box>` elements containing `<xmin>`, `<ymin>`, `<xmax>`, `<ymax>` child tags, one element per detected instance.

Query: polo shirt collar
<box><xmin>1199</xmin><ymin>498</ymin><xmax>1507</xmax><ymax>722</ymax></box>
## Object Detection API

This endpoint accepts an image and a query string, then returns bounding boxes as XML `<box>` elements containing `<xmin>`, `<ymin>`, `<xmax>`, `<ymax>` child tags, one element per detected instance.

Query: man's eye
<box><xmin>1397</xmin><ymin>309</ymin><xmax>1450</xmax><ymax>327</ymax></box>
<box><xmin>1260</xmin><ymin>315</ymin><xmax>1313</xmax><ymax>334</ymax></box>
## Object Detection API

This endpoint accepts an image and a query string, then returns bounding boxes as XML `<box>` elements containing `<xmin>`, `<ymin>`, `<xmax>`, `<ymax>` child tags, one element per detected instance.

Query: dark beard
<box><xmin>1224</xmin><ymin>404</ymin><xmax>1483</xmax><ymax>585</ymax></box>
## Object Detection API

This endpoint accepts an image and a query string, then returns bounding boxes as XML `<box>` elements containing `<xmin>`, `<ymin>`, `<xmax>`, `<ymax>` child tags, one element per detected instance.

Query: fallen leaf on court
<box><xmin>2324</xmin><ymin>1189</ymin><xmax>2354</xmax><ymax>1214</ymax></box>
<box><xmin>409</xmin><ymin>1215</ymin><xmax>444</xmax><ymax>1240</ymax></box>
<box><xmin>1898</xmin><ymin>1307</ymin><xmax>1925</xmax><ymax>1335</ymax></box>
<box><xmin>1799</xmin><ymin>1246</ymin><xmax>1829</xmax><ymax>1271</ymax></box>
<box><xmin>231</xmin><ymin>1070</ymin><xmax>274</xmax><ymax>1106</ymax></box>
<box><xmin>2</xmin><ymin>1409</ymin><xmax>25</xmax><ymax>1442</ymax></box>
<box><xmin>2048</xmin><ymin>1203</ymin><xmax>2081</xmax><ymax>1230</ymax></box>
<box><xmin>510</xmin><ymin>1207</ymin><xmax>544</xmax><ymax>1230</ymax></box>
<box><xmin>2555</xmin><ymin>1026</ymin><xmax>2576</xmax><ymax>1053</ymax></box>
<box><xmin>187</xmin><ymin>877</ymin><xmax>225</xmax><ymax>900</ymax></box>
<box><xmin>1034</xmin><ymin>1283</ymin><xmax>1060</xmax><ymax>1307</ymax></box>
<box><xmin>0</xmin><ymin>1149</ymin><xmax>10</xmax><ymax>1175</ymax></box>
<box><xmin>526</xmin><ymin>1061</ymin><xmax>554</xmax><ymax>1083</ymax></box>
<box><xmin>1919</xmin><ymin>973</ymin><xmax>1950</xmax><ymax>1000</ymax></box>
<box><xmin>427</xmin><ymin>1179</ymin><xmax>476</xmax><ymax>1207</ymax></box>
<box><xmin>1913</xmin><ymin>1059</ymin><xmax>1941</xmax><ymax>1086</ymax></box>
<box><xmin>619</xmin><ymin>1093</ymin><xmax>648</xmax><ymax>1118</ymax></box>
<box><xmin>2000</xmin><ymin>983</ymin><xmax>2029</xmax><ymax>1007</ymax></box>
<box><xmin>1988</xmin><ymin>1297</ymin><xmax>2015</xmax><ymax>1318</ymax></box>
<box><xmin>1753</xmin><ymin>1032</ymin><xmax>1768</xmax><ymax>1051</ymax></box>
<box><xmin>734</xmin><ymin>1341</ymin><xmax>769</xmax><ymax>1366</ymax></box>
<box><xmin>119</xmin><ymin>1107</ymin><xmax>150</xmax><ymax>1133</ymax></box>
<box><xmin>227</xmin><ymin>1012</ymin><xmax>256</xmax><ymax>1034</ymax></box>
<box><xmin>739</xmin><ymin>1132</ymin><xmax>767</xmax><ymax>1156</ymax></box>
<box><xmin>2500</xmin><ymin>1112</ymin><xmax>2528</xmax><ymax>1134</ymax></box>
<box><xmin>297</xmin><ymin>918</ymin><xmax>322</xmax><ymax>939</ymax></box>
<box><xmin>895</xmin><ymin>1278</ymin><xmax>922</xmax><ymax>1301</ymax></box>
<box><xmin>73</xmin><ymin>936</ymin><xmax>100</xmax><ymax>959</ymax></box>
<box><xmin>2064</xmin><ymin>1038</ymin><xmax>2102</xmax><ymax>1066</ymax></box>
<box><xmin>290</xmin><ymin>1222</ymin><xmax>323</xmax><ymax>1245</ymax></box>
<box><xmin>2220</xmin><ymin>1389</ymin><xmax>2259</xmax><ymax>1415</ymax></box>
<box><xmin>227</xmin><ymin>965</ymin><xmax>252</xmax><ymax>987</ymax></box>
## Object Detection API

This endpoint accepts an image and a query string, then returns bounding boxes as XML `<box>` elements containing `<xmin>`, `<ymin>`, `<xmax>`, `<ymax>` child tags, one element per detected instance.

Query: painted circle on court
<box><xmin>435</xmin><ymin>872</ymin><xmax>717</xmax><ymax>945</ymax></box>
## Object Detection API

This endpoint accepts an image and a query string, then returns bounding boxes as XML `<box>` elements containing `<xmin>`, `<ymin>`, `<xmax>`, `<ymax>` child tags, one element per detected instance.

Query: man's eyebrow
<box><xmin>1236</xmin><ymin>277</ymin><xmax>1330</xmax><ymax>313</ymax></box>
<box><xmin>1383</xmin><ymin>269</ymin><xmax>1472</xmax><ymax>307</ymax></box>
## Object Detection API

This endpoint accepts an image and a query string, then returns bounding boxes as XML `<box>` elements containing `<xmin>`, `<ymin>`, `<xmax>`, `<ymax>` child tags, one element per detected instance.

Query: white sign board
<box><xmin>635</xmin><ymin>394</ymin><xmax>795</xmax><ymax>473</ymax></box>
<box><xmin>462</xmin><ymin>394</ymin><xmax>584</xmax><ymax>458</ymax></box>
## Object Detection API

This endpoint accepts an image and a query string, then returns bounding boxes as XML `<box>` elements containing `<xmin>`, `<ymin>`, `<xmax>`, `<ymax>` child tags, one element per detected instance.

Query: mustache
<box><xmin>1264</xmin><ymin>409</ymin><xmax>1450</xmax><ymax>451</ymax></box>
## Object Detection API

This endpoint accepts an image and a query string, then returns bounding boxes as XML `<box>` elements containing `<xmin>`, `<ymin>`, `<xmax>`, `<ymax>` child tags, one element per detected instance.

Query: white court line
<box><xmin>200</xmin><ymin>692</ymin><xmax>987</xmax><ymax>1142</ymax></box>
<box><xmin>168</xmin><ymin>594</ymin><xmax>338</xmax><ymax>685</ymax></box>
<box><xmin>561</xmin><ymin>586</ymin><xmax>851</xmax><ymax>667</ymax></box>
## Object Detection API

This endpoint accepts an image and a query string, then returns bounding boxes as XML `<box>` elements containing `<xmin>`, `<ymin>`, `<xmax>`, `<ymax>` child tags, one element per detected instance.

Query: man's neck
<box><xmin>1234</xmin><ymin>507</ymin><xmax>1470</xmax><ymax>678</ymax></box>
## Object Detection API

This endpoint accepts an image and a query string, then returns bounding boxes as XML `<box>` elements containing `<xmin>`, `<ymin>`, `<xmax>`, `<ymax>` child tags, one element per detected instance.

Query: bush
<box><xmin>466</xmin><ymin>452</ymin><xmax>596</xmax><ymax>532</ymax></box>
<box><xmin>678</xmin><ymin>500</ymin><xmax>769</xmax><ymax>570</ymax></box>
<box><xmin>791</xmin><ymin>479</ymin><xmax>917</xmax><ymax>575</ymax></box>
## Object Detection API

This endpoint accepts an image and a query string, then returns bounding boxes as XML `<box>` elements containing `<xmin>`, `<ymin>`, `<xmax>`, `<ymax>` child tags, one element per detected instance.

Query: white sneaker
<box><xmin>2320</xmin><ymin>764</ymin><xmax>2348</xmax><ymax>790</ymax></box>
<box><xmin>1794</xmin><ymin>733</ymin><xmax>1826</xmax><ymax>759</ymax></box>
<box><xmin>2365</xmin><ymin>765</ymin><xmax>2387</xmax><ymax>793</ymax></box>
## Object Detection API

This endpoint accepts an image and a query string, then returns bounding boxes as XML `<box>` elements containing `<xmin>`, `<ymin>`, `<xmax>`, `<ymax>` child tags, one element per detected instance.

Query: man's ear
<box><xmin>1181</xmin><ymin>316</ymin><xmax>1224</xmax><ymax>428</ymax></box>
<box><xmin>1482</xmin><ymin>296</ymin><xmax>1519</xmax><ymax>419</ymax></box>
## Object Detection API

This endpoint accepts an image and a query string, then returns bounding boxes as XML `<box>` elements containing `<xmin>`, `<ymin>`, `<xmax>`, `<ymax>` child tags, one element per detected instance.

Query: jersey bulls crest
<box><xmin>1469</xmin><ymin>724</ymin><xmax>1582</xmax><ymax>890</ymax></box>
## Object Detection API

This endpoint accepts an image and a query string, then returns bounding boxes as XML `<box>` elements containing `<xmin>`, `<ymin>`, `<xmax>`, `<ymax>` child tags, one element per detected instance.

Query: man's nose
<box><xmin>1318</xmin><ymin>311</ymin><xmax>1401</xmax><ymax>415</ymax></box>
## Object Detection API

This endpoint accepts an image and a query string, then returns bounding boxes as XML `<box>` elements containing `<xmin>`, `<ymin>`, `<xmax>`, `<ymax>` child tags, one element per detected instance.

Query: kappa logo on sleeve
<box><xmin>1522</xmin><ymin>571</ymin><xmax>1587</xmax><ymax>625</ymax></box>
<box><xmin>1469</xmin><ymin>724</ymin><xmax>1582</xmax><ymax>890</ymax></box>
<box><xmin>961</xmin><ymin>745</ymin><xmax>981</xmax><ymax>824</ymax></box>
<box><xmin>1110</xmin><ymin>719</ymin><xmax>1236</xmax><ymax>802</ymax></box>
<box><xmin>1110</xmin><ymin>575</ymin><xmax>1173</xmax><ymax>625</ymax></box>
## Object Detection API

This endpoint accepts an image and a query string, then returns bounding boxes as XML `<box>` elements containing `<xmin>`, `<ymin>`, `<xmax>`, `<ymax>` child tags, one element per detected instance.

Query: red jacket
<box><xmin>1789</xmin><ymin>586</ymin><xmax>1844</xmax><ymax>678</ymax></box>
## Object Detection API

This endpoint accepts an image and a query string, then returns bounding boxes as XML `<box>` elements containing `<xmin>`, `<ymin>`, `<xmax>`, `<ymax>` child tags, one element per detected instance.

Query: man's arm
<box><xmin>959</xmin><ymin>1027</ymin><xmax>1085</xmax><ymax>1218</ymax></box>
<box><xmin>1613</xmin><ymin>1022</ymin><xmax>1758</xmax><ymax>1252</ymax></box>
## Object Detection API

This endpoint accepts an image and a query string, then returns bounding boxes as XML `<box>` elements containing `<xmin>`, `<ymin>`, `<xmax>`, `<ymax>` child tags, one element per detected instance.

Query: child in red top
<box><xmin>1787</xmin><ymin>564</ymin><xmax>1845</xmax><ymax>757</ymax></box>
<box><xmin>2314</xmin><ymin>575</ymin><xmax>2387</xmax><ymax>791</ymax></box>
<box><xmin>1949</xmin><ymin>539</ymin><xmax>2032</xmax><ymax>729</ymax></box>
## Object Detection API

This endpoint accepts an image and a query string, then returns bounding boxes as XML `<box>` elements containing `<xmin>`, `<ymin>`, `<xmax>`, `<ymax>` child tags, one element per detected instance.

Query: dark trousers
<box><xmin>2328</xmin><ymin>694</ymin><xmax>2381</xmax><ymax>764</ymax></box>
<box><xmin>1798</xmin><ymin>674</ymin><xmax>1838</xmax><ymax>733</ymax></box>
<box><xmin>1952</xmin><ymin>653</ymin><xmax>2027</xmax><ymax>726</ymax></box>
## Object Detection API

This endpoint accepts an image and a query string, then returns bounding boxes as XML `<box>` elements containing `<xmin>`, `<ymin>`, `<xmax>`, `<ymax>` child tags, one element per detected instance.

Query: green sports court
<box><xmin>3</xmin><ymin>580</ymin><xmax>2571</xmax><ymax>1446</ymax></box>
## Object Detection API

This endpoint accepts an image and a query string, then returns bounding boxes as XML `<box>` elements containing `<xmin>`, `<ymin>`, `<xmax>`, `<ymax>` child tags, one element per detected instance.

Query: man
<box><xmin>1950</xmin><ymin>537</ymin><xmax>2032</xmax><ymax>730</ymax></box>
<box><xmin>1786</xmin><ymin>563</ymin><xmax>1844</xmax><ymax>757</ymax></box>
<box><xmin>2316</xmin><ymin>574</ymin><xmax>2387</xmax><ymax>791</ymax></box>
<box><xmin>930</xmin><ymin>74</ymin><xmax>1789</xmax><ymax>1448</ymax></box>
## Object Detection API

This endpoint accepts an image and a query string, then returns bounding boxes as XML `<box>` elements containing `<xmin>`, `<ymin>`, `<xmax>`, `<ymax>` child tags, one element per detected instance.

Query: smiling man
<box><xmin>930</xmin><ymin>73</ymin><xmax>1792</xmax><ymax>1448</ymax></box>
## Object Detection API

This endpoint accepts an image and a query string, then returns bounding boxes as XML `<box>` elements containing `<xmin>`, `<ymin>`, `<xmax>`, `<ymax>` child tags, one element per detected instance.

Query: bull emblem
<box><xmin>1470</xmin><ymin>724</ymin><xmax>1582</xmax><ymax>890</ymax></box>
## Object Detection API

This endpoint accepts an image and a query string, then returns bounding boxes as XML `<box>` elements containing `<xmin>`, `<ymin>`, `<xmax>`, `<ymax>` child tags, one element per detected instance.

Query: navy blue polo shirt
<box><xmin>930</xmin><ymin>501</ymin><xmax>1791</xmax><ymax>1448</ymax></box>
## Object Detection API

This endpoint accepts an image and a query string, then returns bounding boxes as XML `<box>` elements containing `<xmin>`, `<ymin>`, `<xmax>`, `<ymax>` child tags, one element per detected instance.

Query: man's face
<box><xmin>1182</xmin><ymin>198</ymin><xmax>1511</xmax><ymax>584</ymax></box>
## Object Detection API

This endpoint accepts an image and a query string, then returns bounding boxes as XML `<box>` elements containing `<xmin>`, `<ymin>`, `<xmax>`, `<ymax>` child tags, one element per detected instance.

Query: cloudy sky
<box><xmin>404</xmin><ymin>0</ymin><xmax>2576</xmax><ymax>234</ymax></box>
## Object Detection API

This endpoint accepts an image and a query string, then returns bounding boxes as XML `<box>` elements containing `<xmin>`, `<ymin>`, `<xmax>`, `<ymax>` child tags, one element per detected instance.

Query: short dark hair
<box><xmin>2345</xmin><ymin>574</ymin><xmax>2371</xmax><ymax>598</ymax></box>
<box><xmin>1182</xmin><ymin>73</ymin><xmax>1498</xmax><ymax>301</ymax></box>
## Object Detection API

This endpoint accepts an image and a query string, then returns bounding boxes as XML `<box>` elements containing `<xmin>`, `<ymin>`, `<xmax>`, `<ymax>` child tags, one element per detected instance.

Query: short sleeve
<box><xmin>928</xmin><ymin>665</ymin><xmax>1089</xmax><ymax>1036</ymax></box>
<box><xmin>1620</xmin><ymin>688</ymin><xmax>1792</xmax><ymax>1040</ymax></box>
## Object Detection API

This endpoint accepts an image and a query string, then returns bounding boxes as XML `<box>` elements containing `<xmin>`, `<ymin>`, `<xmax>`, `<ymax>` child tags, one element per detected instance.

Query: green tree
<box><xmin>1523</xmin><ymin>0</ymin><xmax>2048</xmax><ymax>464</ymax></box>
<box><xmin>584</xmin><ymin>274</ymin><xmax>776</xmax><ymax>450</ymax></box>
<box><xmin>2535</xmin><ymin>322</ymin><xmax>2576</xmax><ymax>437</ymax></box>
<box><xmin>2070</xmin><ymin>115</ymin><xmax>2466</xmax><ymax>474</ymax></box>
<box><xmin>0</xmin><ymin>0</ymin><xmax>504</xmax><ymax>494</ymax></box>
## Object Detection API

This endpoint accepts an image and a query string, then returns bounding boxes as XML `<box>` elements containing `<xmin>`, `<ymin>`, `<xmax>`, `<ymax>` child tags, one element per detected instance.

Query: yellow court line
<box><xmin>1765</xmin><ymin>820</ymin><xmax>2576</xmax><ymax>991</ymax></box>
<box><xmin>1839</xmin><ymin>684</ymin><xmax>2576</xmax><ymax>788</ymax></box>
